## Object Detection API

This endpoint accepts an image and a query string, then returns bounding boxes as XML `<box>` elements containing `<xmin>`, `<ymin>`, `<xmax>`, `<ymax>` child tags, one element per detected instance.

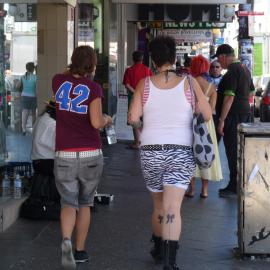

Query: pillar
<box><xmin>36</xmin><ymin>3</ymin><xmax>75</xmax><ymax>112</ymax></box>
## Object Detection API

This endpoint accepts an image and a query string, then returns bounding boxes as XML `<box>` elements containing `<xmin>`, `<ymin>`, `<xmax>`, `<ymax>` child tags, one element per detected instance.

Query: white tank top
<box><xmin>140</xmin><ymin>77</ymin><xmax>193</xmax><ymax>146</ymax></box>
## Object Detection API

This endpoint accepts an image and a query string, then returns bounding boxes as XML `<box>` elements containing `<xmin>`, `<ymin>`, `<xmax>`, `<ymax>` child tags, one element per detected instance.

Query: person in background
<box><xmin>209</xmin><ymin>60</ymin><xmax>223</xmax><ymax>89</ymax></box>
<box><xmin>123</xmin><ymin>51</ymin><xmax>152</xmax><ymax>149</ymax></box>
<box><xmin>31</xmin><ymin>100</ymin><xmax>56</xmax><ymax>177</ymax></box>
<box><xmin>175</xmin><ymin>61</ymin><xmax>181</xmax><ymax>75</ymax></box>
<box><xmin>213</xmin><ymin>44</ymin><xmax>254</xmax><ymax>198</ymax></box>
<box><xmin>137</xmin><ymin>22</ymin><xmax>151</xmax><ymax>66</ymax></box>
<box><xmin>209</xmin><ymin>60</ymin><xmax>223</xmax><ymax>143</ymax></box>
<box><xmin>178</xmin><ymin>56</ymin><xmax>191</xmax><ymax>76</ymax></box>
<box><xmin>17</xmin><ymin>62</ymin><xmax>37</xmax><ymax>135</ymax></box>
<box><xmin>31</xmin><ymin>100</ymin><xmax>60</xmax><ymax>204</ymax></box>
<box><xmin>129</xmin><ymin>36</ymin><xmax>211</xmax><ymax>270</ymax></box>
<box><xmin>185</xmin><ymin>55</ymin><xmax>223</xmax><ymax>199</ymax></box>
<box><xmin>52</xmin><ymin>46</ymin><xmax>112</xmax><ymax>269</ymax></box>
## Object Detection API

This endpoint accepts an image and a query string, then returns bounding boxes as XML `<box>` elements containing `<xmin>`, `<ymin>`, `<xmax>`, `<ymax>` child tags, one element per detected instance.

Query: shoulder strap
<box><xmin>205</xmin><ymin>83</ymin><xmax>212</xmax><ymax>96</ymax></box>
<box><xmin>142</xmin><ymin>76</ymin><xmax>150</xmax><ymax>106</ymax></box>
<box><xmin>187</xmin><ymin>75</ymin><xmax>197</xmax><ymax>113</ymax></box>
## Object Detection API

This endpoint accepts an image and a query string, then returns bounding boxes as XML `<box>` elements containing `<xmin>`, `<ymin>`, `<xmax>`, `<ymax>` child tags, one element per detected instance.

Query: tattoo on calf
<box><xmin>166</xmin><ymin>214</ymin><xmax>175</xmax><ymax>224</ymax></box>
<box><xmin>158</xmin><ymin>215</ymin><xmax>164</xmax><ymax>224</ymax></box>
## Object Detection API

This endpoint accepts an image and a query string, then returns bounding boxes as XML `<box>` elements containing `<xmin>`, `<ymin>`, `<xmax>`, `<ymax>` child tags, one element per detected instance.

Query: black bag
<box><xmin>30</xmin><ymin>173</ymin><xmax>60</xmax><ymax>202</ymax></box>
<box><xmin>20</xmin><ymin>173</ymin><xmax>61</xmax><ymax>220</ymax></box>
<box><xmin>21</xmin><ymin>197</ymin><xmax>60</xmax><ymax>220</ymax></box>
<box><xmin>187</xmin><ymin>76</ymin><xmax>215</xmax><ymax>169</ymax></box>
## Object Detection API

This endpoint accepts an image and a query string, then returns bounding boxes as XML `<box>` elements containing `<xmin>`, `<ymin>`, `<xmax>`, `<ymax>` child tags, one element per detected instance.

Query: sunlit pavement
<box><xmin>0</xmin><ymin>139</ymin><xmax>269</xmax><ymax>270</ymax></box>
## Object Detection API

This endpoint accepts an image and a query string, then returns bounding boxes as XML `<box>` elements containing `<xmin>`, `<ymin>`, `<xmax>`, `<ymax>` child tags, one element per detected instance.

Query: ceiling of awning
<box><xmin>112</xmin><ymin>0</ymin><xmax>247</xmax><ymax>4</ymax></box>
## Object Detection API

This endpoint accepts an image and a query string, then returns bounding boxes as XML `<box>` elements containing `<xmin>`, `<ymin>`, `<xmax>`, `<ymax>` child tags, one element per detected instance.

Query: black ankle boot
<box><xmin>163</xmin><ymin>240</ymin><xmax>180</xmax><ymax>270</ymax></box>
<box><xmin>150</xmin><ymin>234</ymin><xmax>163</xmax><ymax>263</ymax></box>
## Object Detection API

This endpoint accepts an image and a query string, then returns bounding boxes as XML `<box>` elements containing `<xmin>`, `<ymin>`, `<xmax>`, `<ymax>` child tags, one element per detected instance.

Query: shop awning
<box><xmin>0</xmin><ymin>0</ymin><xmax>77</xmax><ymax>7</ymax></box>
<box><xmin>112</xmin><ymin>0</ymin><xmax>247</xmax><ymax>4</ymax></box>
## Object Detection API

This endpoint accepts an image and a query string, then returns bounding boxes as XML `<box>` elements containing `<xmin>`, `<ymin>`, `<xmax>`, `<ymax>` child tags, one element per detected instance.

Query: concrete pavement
<box><xmin>0</xmin><ymin>141</ymin><xmax>269</xmax><ymax>270</ymax></box>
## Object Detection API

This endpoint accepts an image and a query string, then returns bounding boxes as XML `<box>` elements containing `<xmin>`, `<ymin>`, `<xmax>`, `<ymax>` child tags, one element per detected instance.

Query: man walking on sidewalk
<box><xmin>123</xmin><ymin>51</ymin><xmax>152</xmax><ymax>149</ymax></box>
<box><xmin>213</xmin><ymin>44</ymin><xmax>254</xmax><ymax>198</ymax></box>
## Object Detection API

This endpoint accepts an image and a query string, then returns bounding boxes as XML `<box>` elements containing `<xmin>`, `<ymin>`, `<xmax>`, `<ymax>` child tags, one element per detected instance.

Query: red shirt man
<box><xmin>123</xmin><ymin>51</ymin><xmax>152</xmax><ymax>107</ymax></box>
<box><xmin>123</xmin><ymin>51</ymin><xmax>152</xmax><ymax>149</ymax></box>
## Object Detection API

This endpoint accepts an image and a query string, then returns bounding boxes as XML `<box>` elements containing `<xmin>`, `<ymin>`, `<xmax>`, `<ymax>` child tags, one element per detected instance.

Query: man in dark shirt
<box><xmin>213</xmin><ymin>44</ymin><xmax>254</xmax><ymax>197</ymax></box>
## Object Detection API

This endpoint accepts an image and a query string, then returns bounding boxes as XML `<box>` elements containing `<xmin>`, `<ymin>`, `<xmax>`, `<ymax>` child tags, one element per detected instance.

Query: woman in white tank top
<box><xmin>129</xmin><ymin>36</ymin><xmax>211</xmax><ymax>270</ymax></box>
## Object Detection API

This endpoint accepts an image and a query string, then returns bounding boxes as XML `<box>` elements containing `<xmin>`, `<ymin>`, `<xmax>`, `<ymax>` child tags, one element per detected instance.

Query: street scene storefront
<box><xmin>1</xmin><ymin>1</ymin><xmax>270</xmax><ymax>269</ymax></box>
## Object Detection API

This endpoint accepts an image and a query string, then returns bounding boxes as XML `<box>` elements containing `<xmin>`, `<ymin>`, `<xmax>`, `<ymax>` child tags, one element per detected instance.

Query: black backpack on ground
<box><xmin>21</xmin><ymin>173</ymin><xmax>61</xmax><ymax>220</ymax></box>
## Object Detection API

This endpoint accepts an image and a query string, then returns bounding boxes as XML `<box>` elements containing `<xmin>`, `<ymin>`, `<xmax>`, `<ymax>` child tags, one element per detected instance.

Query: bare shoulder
<box><xmin>135</xmin><ymin>77</ymin><xmax>147</xmax><ymax>94</ymax></box>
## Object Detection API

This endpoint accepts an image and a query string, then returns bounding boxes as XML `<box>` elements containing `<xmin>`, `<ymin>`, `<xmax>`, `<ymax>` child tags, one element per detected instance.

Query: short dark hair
<box><xmin>132</xmin><ymin>51</ymin><xmax>143</xmax><ymax>63</ymax></box>
<box><xmin>26</xmin><ymin>62</ymin><xmax>35</xmax><ymax>73</ymax></box>
<box><xmin>211</xmin><ymin>44</ymin><xmax>235</xmax><ymax>59</ymax></box>
<box><xmin>149</xmin><ymin>36</ymin><xmax>176</xmax><ymax>67</ymax></box>
<box><xmin>69</xmin><ymin>46</ymin><xmax>97</xmax><ymax>76</ymax></box>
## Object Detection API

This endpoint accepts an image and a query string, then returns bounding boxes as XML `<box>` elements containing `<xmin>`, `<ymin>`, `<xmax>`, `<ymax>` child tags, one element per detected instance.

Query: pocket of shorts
<box><xmin>55</xmin><ymin>159</ymin><xmax>73</xmax><ymax>181</ymax></box>
<box><xmin>87</xmin><ymin>164</ymin><xmax>98</xmax><ymax>168</ymax></box>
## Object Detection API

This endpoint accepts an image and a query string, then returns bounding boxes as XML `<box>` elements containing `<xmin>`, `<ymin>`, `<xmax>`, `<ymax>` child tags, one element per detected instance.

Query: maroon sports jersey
<box><xmin>52</xmin><ymin>73</ymin><xmax>103</xmax><ymax>151</ymax></box>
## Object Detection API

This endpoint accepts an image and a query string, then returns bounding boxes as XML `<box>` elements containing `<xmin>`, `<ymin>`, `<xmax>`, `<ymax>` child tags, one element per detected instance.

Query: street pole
<box><xmin>238</xmin><ymin>1</ymin><xmax>254</xmax><ymax>122</ymax></box>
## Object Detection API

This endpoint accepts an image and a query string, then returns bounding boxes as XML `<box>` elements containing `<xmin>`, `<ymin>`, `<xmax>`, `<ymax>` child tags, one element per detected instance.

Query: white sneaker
<box><xmin>61</xmin><ymin>238</ymin><xmax>76</xmax><ymax>270</ymax></box>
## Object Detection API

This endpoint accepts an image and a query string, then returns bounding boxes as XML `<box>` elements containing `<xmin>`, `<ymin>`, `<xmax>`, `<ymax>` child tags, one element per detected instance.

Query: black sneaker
<box><xmin>74</xmin><ymin>250</ymin><xmax>89</xmax><ymax>263</ymax></box>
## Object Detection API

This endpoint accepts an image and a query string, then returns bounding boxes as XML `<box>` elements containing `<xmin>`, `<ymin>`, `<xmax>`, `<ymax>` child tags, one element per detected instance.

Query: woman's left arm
<box><xmin>128</xmin><ymin>78</ymin><xmax>144</xmax><ymax>127</ymax></box>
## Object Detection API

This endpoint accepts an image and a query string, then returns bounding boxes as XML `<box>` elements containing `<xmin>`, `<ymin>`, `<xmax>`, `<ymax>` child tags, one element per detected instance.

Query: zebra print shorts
<box><xmin>140</xmin><ymin>147</ymin><xmax>196</xmax><ymax>192</ymax></box>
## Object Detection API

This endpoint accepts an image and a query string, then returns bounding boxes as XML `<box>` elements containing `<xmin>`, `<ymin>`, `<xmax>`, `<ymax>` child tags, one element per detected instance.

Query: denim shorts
<box><xmin>54</xmin><ymin>152</ymin><xmax>103</xmax><ymax>209</ymax></box>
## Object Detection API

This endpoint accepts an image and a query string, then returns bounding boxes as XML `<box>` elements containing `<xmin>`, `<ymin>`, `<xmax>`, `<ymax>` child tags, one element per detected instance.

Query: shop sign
<box><xmin>176</xmin><ymin>46</ymin><xmax>192</xmax><ymax>54</ymax></box>
<box><xmin>14</xmin><ymin>4</ymin><xmax>37</xmax><ymax>22</ymax></box>
<box><xmin>253</xmin><ymin>43</ymin><xmax>263</xmax><ymax>77</ymax></box>
<box><xmin>163</xmin><ymin>22</ymin><xmax>226</xmax><ymax>29</ymax></box>
<box><xmin>137</xmin><ymin>4</ymin><xmax>235</xmax><ymax>22</ymax></box>
<box><xmin>215</xmin><ymin>37</ymin><xmax>224</xmax><ymax>45</ymax></box>
<box><xmin>239</xmin><ymin>39</ymin><xmax>253</xmax><ymax>74</ymax></box>
<box><xmin>79</xmin><ymin>29</ymin><xmax>94</xmax><ymax>42</ymax></box>
<box><xmin>238</xmin><ymin>11</ymin><xmax>264</xmax><ymax>16</ymax></box>
<box><xmin>159</xmin><ymin>29</ymin><xmax>213</xmax><ymax>44</ymax></box>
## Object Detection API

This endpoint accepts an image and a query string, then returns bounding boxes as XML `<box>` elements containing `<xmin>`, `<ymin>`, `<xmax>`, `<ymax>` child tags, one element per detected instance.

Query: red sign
<box><xmin>238</xmin><ymin>11</ymin><xmax>264</xmax><ymax>16</ymax></box>
<box><xmin>0</xmin><ymin>10</ymin><xmax>7</xmax><ymax>17</ymax></box>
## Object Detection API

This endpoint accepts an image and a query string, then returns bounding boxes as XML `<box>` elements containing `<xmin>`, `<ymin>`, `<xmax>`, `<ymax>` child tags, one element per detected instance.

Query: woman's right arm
<box><xmin>89</xmin><ymin>98</ymin><xmax>112</xmax><ymax>129</ymax></box>
<box><xmin>128</xmin><ymin>78</ymin><xmax>144</xmax><ymax>126</ymax></box>
<box><xmin>189</xmin><ymin>77</ymin><xmax>212</xmax><ymax>121</ymax></box>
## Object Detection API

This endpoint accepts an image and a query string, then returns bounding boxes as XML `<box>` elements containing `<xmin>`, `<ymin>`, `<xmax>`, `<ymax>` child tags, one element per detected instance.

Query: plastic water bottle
<box><xmin>14</xmin><ymin>174</ymin><xmax>22</xmax><ymax>199</ymax></box>
<box><xmin>1</xmin><ymin>173</ymin><xmax>10</xmax><ymax>197</ymax></box>
<box><xmin>105</xmin><ymin>124</ymin><xmax>117</xmax><ymax>145</ymax></box>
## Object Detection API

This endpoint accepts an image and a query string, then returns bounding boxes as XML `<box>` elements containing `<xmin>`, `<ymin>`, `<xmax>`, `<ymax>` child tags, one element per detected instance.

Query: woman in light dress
<box><xmin>186</xmin><ymin>55</ymin><xmax>223</xmax><ymax>198</ymax></box>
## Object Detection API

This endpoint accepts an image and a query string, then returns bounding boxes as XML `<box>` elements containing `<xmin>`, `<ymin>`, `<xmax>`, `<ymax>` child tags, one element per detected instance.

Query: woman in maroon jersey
<box><xmin>52</xmin><ymin>46</ymin><xmax>112</xmax><ymax>269</ymax></box>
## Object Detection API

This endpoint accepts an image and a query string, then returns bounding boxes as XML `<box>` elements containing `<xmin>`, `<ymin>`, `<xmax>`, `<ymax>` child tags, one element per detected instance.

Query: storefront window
<box><xmin>78</xmin><ymin>0</ymin><xmax>103</xmax><ymax>54</ymax></box>
<box><xmin>0</xmin><ymin>3</ymin><xmax>37</xmax><ymax>166</ymax></box>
